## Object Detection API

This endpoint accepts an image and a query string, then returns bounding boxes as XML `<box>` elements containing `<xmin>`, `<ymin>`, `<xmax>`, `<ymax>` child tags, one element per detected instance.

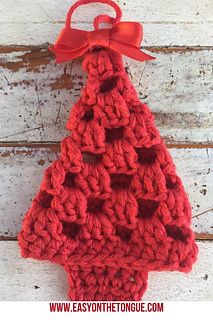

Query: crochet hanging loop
<box><xmin>66</xmin><ymin>0</ymin><xmax>122</xmax><ymax>30</ymax></box>
<box><xmin>50</xmin><ymin>0</ymin><xmax>155</xmax><ymax>63</ymax></box>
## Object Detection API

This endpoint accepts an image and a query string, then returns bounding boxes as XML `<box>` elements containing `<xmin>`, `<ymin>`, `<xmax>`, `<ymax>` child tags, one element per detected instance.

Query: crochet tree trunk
<box><xmin>18</xmin><ymin>48</ymin><xmax>198</xmax><ymax>300</ymax></box>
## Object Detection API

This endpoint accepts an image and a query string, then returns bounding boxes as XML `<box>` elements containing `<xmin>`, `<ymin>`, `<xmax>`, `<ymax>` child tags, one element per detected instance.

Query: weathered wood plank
<box><xmin>0</xmin><ymin>147</ymin><xmax>212</xmax><ymax>236</ymax></box>
<box><xmin>0</xmin><ymin>47</ymin><xmax>212</xmax><ymax>143</ymax></box>
<box><xmin>0</xmin><ymin>241</ymin><xmax>212</xmax><ymax>300</ymax></box>
<box><xmin>1</xmin><ymin>0</ymin><xmax>212</xmax><ymax>23</ymax></box>
<box><xmin>0</xmin><ymin>0</ymin><xmax>212</xmax><ymax>45</ymax></box>
<box><xmin>1</xmin><ymin>23</ymin><xmax>213</xmax><ymax>47</ymax></box>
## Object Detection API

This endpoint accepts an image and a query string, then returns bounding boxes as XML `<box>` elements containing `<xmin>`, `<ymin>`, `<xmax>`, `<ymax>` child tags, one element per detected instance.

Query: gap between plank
<box><xmin>0</xmin><ymin>45</ymin><xmax>213</xmax><ymax>54</ymax></box>
<box><xmin>0</xmin><ymin>142</ymin><xmax>213</xmax><ymax>150</ymax></box>
<box><xmin>0</xmin><ymin>234</ymin><xmax>213</xmax><ymax>241</ymax></box>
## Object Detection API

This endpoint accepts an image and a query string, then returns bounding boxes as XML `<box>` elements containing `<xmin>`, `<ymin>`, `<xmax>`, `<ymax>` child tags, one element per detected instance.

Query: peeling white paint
<box><xmin>0</xmin><ymin>0</ymin><xmax>212</xmax><ymax>23</ymax></box>
<box><xmin>0</xmin><ymin>50</ymin><xmax>31</xmax><ymax>63</ymax></box>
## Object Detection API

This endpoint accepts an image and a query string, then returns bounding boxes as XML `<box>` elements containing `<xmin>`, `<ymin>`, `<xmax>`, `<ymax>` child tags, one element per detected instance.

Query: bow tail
<box><xmin>49</xmin><ymin>45</ymin><xmax>90</xmax><ymax>63</ymax></box>
<box><xmin>110</xmin><ymin>40</ymin><xmax>155</xmax><ymax>62</ymax></box>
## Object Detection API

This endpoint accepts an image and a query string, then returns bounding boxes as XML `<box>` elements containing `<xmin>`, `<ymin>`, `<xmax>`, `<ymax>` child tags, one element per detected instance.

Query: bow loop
<box><xmin>110</xmin><ymin>22</ymin><xmax>143</xmax><ymax>49</ymax></box>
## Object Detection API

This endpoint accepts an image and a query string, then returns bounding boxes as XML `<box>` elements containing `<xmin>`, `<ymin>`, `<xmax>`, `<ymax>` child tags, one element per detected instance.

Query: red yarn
<box><xmin>18</xmin><ymin>0</ymin><xmax>198</xmax><ymax>301</ymax></box>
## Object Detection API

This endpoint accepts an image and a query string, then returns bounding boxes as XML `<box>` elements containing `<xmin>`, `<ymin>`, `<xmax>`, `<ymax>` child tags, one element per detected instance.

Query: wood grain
<box><xmin>0</xmin><ymin>0</ymin><xmax>212</xmax><ymax>45</ymax></box>
<box><xmin>0</xmin><ymin>241</ymin><xmax>212</xmax><ymax>300</ymax></box>
<box><xmin>0</xmin><ymin>0</ymin><xmax>212</xmax><ymax>303</ymax></box>
<box><xmin>0</xmin><ymin>46</ymin><xmax>212</xmax><ymax>143</ymax></box>
<box><xmin>0</xmin><ymin>146</ymin><xmax>212</xmax><ymax>237</ymax></box>
<box><xmin>1</xmin><ymin>0</ymin><xmax>212</xmax><ymax>23</ymax></box>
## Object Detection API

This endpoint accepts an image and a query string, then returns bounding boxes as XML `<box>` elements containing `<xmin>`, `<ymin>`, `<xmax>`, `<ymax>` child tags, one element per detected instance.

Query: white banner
<box><xmin>0</xmin><ymin>301</ymin><xmax>212</xmax><ymax>320</ymax></box>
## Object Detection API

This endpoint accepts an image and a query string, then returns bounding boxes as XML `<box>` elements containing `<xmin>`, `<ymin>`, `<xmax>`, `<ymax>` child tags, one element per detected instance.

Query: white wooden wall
<box><xmin>0</xmin><ymin>0</ymin><xmax>212</xmax><ymax>301</ymax></box>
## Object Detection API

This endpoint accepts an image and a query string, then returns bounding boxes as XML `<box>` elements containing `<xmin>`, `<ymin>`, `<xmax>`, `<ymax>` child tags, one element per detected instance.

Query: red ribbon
<box><xmin>50</xmin><ymin>0</ymin><xmax>155</xmax><ymax>63</ymax></box>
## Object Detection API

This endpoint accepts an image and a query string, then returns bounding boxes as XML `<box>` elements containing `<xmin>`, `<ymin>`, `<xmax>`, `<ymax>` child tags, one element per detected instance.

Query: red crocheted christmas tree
<box><xmin>18</xmin><ymin>0</ymin><xmax>198</xmax><ymax>301</ymax></box>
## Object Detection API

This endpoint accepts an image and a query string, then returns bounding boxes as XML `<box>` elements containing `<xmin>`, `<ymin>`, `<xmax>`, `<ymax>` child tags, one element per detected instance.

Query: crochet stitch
<box><xmin>18</xmin><ymin>0</ymin><xmax>198</xmax><ymax>301</ymax></box>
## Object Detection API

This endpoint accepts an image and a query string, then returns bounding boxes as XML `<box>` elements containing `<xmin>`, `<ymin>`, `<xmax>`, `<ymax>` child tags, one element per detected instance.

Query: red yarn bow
<box><xmin>50</xmin><ymin>0</ymin><xmax>155</xmax><ymax>63</ymax></box>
